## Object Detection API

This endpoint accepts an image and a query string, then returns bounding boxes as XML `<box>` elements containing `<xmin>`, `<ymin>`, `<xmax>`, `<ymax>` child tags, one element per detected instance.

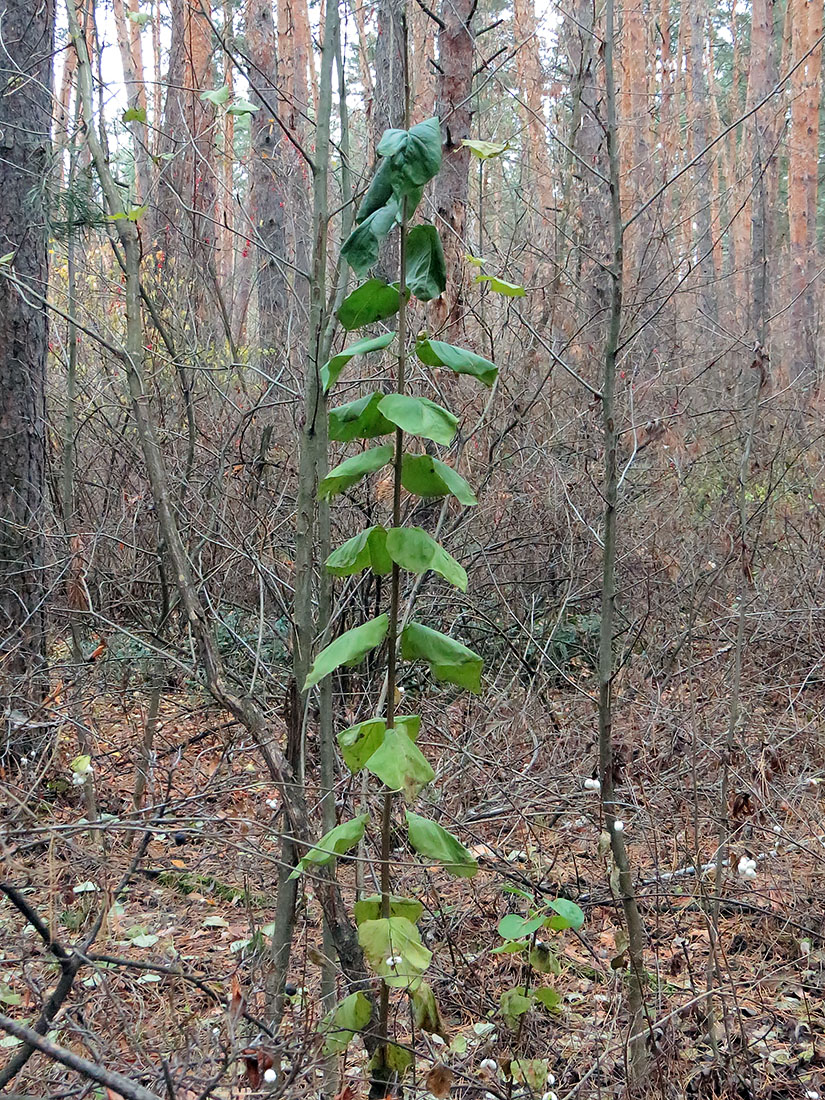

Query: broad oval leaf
<box><xmin>377</xmin><ymin>117</ymin><xmax>442</xmax><ymax>207</ymax></box>
<box><xmin>412</xmin><ymin>981</ymin><xmax>447</xmax><ymax>1037</ymax></box>
<box><xmin>289</xmin><ymin>814</ymin><xmax>369</xmax><ymax>878</ymax></box>
<box><xmin>303</xmin><ymin>614</ymin><xmax>389</xmax><ymax>691</ymax></box>
<box><xmin>357</xmin><ymin>157</ymin><xmax>394</xmax><ymax>223</ymax></box>
<box><xmin>366</xmin><ymin>727</ymin><xmax>434</xmax><ymax>799</ymax></box>
<box><xmin>200</xmin><ymin>84</ymin><xmax>231</xmax><ymax>106</ymax></box>
<box><xmin>499</xmin><ymin>988</ymin><xmax>532</xmax><ymax>1029</ymax></box>
<box><xmin>319</xmin><ymin>444</ymin><xmax>394</xmax><ymax>499</ymax></box>
<box><xmin>545</xmin><ymin>898</ymin><xmax>585</xmax><ymax>931</ymax></box>
<box><xmin>337</xmin><ymin>717</ymin><xmax>387</xmax><ymax>772</ymax></box>
<box><xmin>358</xmin><ymin>916</ymin><xmax>432</xmax><ymax>988</ymax></box>
<box><xmin>326</xmin><ymin>526</ymin><xmax>392</xmax><ymax>577</ymax></box>
<box><xmin>498</xmin><ymin>912</ymin><xmax>545</xmax><ymax>940</ymax></box>
<box><xmin>474</xmin><ymin>274</ymin><xmax>526</xmax><ymax>297</ymax></box>
<box><xmin>416</xmin><ymin>338</ymin><xmax>498</xmax><ymax>387</ymax></box>
<box><xmin>337</xmin><ymin>713</ymin><xmax>420</xmax><ymax>774</ymax></box>
<box><xmin>354</xmin><ymin>893</ymin><xmax>424</xmax><ymax>925</ymax></box>
<box><xmin>342</xmin><ymin>200</ymin><xmax>400</xmax><ymax>275</ymax></box>
<box><xmin>227</xmin><ymin>98</ymin><xmax>259</xmax><ymax>115</ymax></box>
<box><xmin>405</xmin><ymin>225</ymin><xmax>446</xmax><ymax>301</ymax></box>
<box><xmin>329</xmin><ymin>392</ymin><xmax>394</xmax><ymax>442</ymax></box>
<box><xmin>385</xmin><ymin>526</ymin><xmax>467</xmax><ymax>590</ymax></box>
<box><xmin>462</xmin><ymin>138</ymin><xmax>510</xmax><ymax>160</ymax></box>
<box><xmin>401</xmin><ymin>453</ymin><xmax>477</xmax><ymax>506</ymax></box>
<box><xmin>122</xmin><ymin>107</ymin><xmax>147</xmax><ymax>124</ymax></box>
<box><xmin>532</xmin><ymin>987</ymin><xmax>563</xmax><ymax>1012</ymax></box>
<box><xmin>377</xmin><ymin>394</ymin><xmax>457</xmax><ymax>446</ymax></box>
<box><xmin>321</xmin><ymin>991</ymin><xmax>372</xmax><ymax>1055</ymax></box>
<box><xmin>338</xmin><ymin>279</ymin><xmax>404</xmax><ymax>330</ymax></box>
<box><xmin>401</xmin><ymin>622</ymin><xmax>483</xmax><ymax>693</ymax></box>
<box><xmin>321</xmin><ymin>332</ymin><xmax>395</xmax><ymax>392</ymax></box>
<box><xmin>406</xmin><ymin>810</ymin><xmax>478</xmax><ymax>877</ymax></box>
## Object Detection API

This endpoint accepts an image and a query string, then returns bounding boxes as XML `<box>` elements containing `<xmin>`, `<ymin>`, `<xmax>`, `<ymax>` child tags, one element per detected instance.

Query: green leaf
<box><xmin>0</xmin><ymin>252</ymin><xmax>15</xmax><ymax>264</ymax></box>
<box><xmin>401</xmin><ymin>453</ymin><xmax>477</xmax><ymax>506</ymax></box>
<box><xmin>0</xmin><ymin>983</ymin><xmax>22</xmax><ymax>1006</ymax></box>
<box><xmin>492</xmin><ymin>939</ymin><xmax>528</xmax><ymax>954</ymax></box>
<box><xmin>366</xmin><ymin>728</ymin><xmax>434</xmax><ymax>799</ymax></box>
<box><xmin>401</xmin><ymin>622</ymin><xmax>483</xmax><ymax>693</ymax></box>
<box><xmin>498</xmin><ymin>913</ymin><xmax>545</xmax><ymax>940</ymax></box>
<box><xmin>412</xmin><ymin>981</ymin><xmax>447</xmax><ymax>1036</ymax></box>
<box><xmin>326</xmin><ymin>526</ymin><xmax>392</xmax><ymax>578</ymax></box>
<box><xmin>110</xmin><ymin>205</ymin><xmax>148</xmax><ymax>222</ymax></box>
<box><xmin>127</xmin><ymin>9</ymin><xmax>151</xmax><ymax>24</ymax></box>
<box><xmin>337</xmin><ymin>718</ymin><xmax>387</xmax><ymax>772</ymax></box>
<box><xmin>377</xmin><ymin>394</ymin><xmax>457</xmax><ymax>446</ymax></box>
<box><xmin>405</xmin><ymin>225</ymin><xmax>446</xmax><ymax>301</ymax></box>
<box><xmin>377</xmin><ymin>117</ymin><xmax>442</xmax><ymax>207</ymax></box>
<box><xmin>405</xmin><ymin>810</ymin><xmax>478</xmax><ymax>877</ymax></box>
<box><xmin>342</xmin><ymin>200</ymin><xmax>400</xmax><ymax>275</ymax></box>
<box><xmin>200</xmin><ymin>85</ymin><xmax>231</xmax><ymax>106</ymax></box>
<box><xmin>369</xmin><ymin>1042</ymin><xmax>414</xmax><ymax>1079</ymax></box>
<box><xmin>303</xmin><ymin>614</ymin><xmax>389</xmax><ymax>690</ymax></box>
<box><xmin>416</xmin><ymin>338</ymin><xmax>498</xmax><ymax>387</ymax></box>
<box><xmin>319</xmin><ymin>444</ymin><xmax>394</xmax><ymax>499</ymax></box>
<box><xmin>338</xmin><ymin>713</ymin><xmax>420</xmax><ymax>773</ymax></box>
<box><xmin>354</xmin><ymin>894</ymin><xmax>424</xmax><ymax>925</ymax></box>
<box><xmin>357</xmin><ymin>157</ymin><xmax>394</xmax><ymax>223</ymax></box>
<box><xmin>122</xmin><ymin>107</ymin><xmax>147</xmax><ymax>124</ymax></box>
<box><xmin>462</xmin><ymin>138</ymin><xmax>510</xmax><ymax>160</ymax></box>
<box><xmin>532</xmin><ymin>987</ymin><xmax>563</xmax><ymax>1012</ymax></box>
<box><xmin>321</xmin><ymin>332</ymin><xmax>395</xmax><ymax>392</ymax></box>
<box><xmin>499</xmin><ymin>988</ymin><xmax>532</xmax><ymax>1029</ymax></box>
<box><xmin>358</xmin><ymin>916</ymin><xmax>432</xmax><ymax>988</ymax></box>
<box><xmin>511</xmin><ymin>1058</ymin><xmax>550</xmax><ymax>1088</ymax></box>
<box><xmin>329</xmin><ymin>392</ymin><xmax>394</xmax><ymax>442</ymax></box>
<box><xmin>289</xmin><ymin>814</ymin><xmax>369</xmax><ymax>878</ymax></box>
<box><xmin>227</xmin><ymin>98</ymin><xmax>260</xmax><ymax>115</ymax></box>
<box><xmin>338</xmin><ymin>278</ymin><xmax>404</xmax><ymax>330</ymax></box>
<box><xmin>465</xmin><ymin>253</ymin><xmax>487</xmax><ymax>267</ymax></box>
<box><xmin>385</xmin><ymin>527</ymin><xmax>467</xmax><ymax>590</ymax></box>
<box><xmin>529</xmin><ymin>943</ymin><xmax>561</xmax><ymax>974</ymax></box>
<box><xmin>71</xmin><ymin>754</ymin><xmax>91</xmax><ymax>774</ymax></box>
<box><xmin>545</xmin><ymin>898</ymin><xmax>585</xmax><ymax>931</ymax></box>
<box><xmin>474</xmin><ymin>274</ymin><xmax>526</xmax><ymax>297</ymax></box>
<box><xmin>321</xmin><ymin>991</ymin><xmax>372</xmax><ymax>1054</ymax></box>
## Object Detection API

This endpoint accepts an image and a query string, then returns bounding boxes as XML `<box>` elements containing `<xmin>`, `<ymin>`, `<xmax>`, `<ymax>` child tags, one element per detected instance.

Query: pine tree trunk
<box><xmin>434</xmin><ymin>0</ymin><xmax>475</xmax><ymax>327</ymax></box>
<box><xmin>246</xmin><ymin>0</ymin><xmax>287</xmax><ymax>345</ymax></box>
<box><xmin>155</xmin><ymin>0</ymin><xmax>217</xmax><ymax>279</ymax></box>
<box><xmin>687</xmin><ymin>0</ymin><xmax>718</xmax><ymax>325</ymax></box>
<box><xmin>746</xmin><ymin>0</ymin><xmax>779</xmax><ymax>345</ymax></box>
<box><xmin>788</xmin><ymin>0</ymin><xmax>823</xmax><ymax>376</ymax></box>
<box><xmin>0</xmin><ymin>0</ymin><xmax>54</xmax><ymax>726</ymax></box>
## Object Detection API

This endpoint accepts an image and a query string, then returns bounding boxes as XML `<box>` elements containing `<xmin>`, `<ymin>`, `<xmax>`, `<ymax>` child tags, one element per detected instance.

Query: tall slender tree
<box><xmin>246</xmin><ymin>0</ymin><xmax>287</xmax><ymax>342</ymax></box>
<box><xmin>434</xmin><ymin>0</ymin><xmax>475</xmax><ymax>325</ymax></box>
<box><xmin>0</xmin><ymin>0</ymin><xmax>55</xmax><ymax>723</ymax></box>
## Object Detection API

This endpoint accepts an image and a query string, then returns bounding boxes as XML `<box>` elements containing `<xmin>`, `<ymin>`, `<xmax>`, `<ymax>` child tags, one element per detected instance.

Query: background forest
<box><xmin>1</xmin><ymin>0</ymin><xmax>825</xmax><ymax>1096</ymax></box>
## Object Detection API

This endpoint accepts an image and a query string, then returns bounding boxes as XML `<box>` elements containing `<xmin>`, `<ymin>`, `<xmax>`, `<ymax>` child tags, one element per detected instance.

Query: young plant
<box><xmin>294</xmin><ymin>114</ymin><xmax>497</xmax><ymax>1091</ymax></box>
<box><xmin>494</xmin><ymin>888</ymin><xmax>584</xmax><ymax>1033</ymax></box>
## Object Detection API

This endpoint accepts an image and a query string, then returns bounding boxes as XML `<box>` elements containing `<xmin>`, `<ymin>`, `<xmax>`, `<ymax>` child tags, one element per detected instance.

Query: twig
<box><xmin>0</xmin><ymin>1013</ymin><xmax>163</xmax><ymax>1100</ymax></box>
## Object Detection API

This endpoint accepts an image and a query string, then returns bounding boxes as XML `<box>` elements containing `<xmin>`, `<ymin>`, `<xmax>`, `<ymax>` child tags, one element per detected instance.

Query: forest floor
<box><xmin>3</xmin><ymin>677</ymin><xmax>825</xmax><ymax>1099</ymax></box>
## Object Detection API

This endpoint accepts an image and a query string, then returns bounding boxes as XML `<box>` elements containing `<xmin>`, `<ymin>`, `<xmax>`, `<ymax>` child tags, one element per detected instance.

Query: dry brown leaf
<box><xmin>426</xmin><ymin>1064</ymin><xmax>454</xmax><ymax>1099</ymax></box>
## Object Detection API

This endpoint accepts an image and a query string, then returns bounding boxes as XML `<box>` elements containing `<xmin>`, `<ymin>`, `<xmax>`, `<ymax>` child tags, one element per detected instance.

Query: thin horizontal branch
<box><xmin>0</xmin><ymin>1013</ymin><xmax>164</xmax><ymax>1100</ymax></box>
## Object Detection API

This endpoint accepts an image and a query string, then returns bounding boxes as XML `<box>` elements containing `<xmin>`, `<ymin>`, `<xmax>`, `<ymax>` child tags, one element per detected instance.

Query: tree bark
<box><xmin>246</xmin><ymin>0</ymin><xmax>287</xmax><ymax>344</ymax></box>
<box><xmin>434</xmin><ymin>0</ymin><xmax>475</xmax><ymax>327</ymax></box>
<box><xmin>687</xmin><ymin>0</ymin><xmax>718</xmax><ymax>325</ymax></box>
<box><xmin>0</xmin><ymin>0</ymin><xmax>54</xmax><ymax>724</ymax></box>
<box><xmin>788</xmin><ymin>0</ymin><xmax>823</xmax><ymax>376</ymax></box>
<box><xmin>155</xmin><ymin>0</ymin><xmax>217</xmax><ymax>279</ymax></box>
